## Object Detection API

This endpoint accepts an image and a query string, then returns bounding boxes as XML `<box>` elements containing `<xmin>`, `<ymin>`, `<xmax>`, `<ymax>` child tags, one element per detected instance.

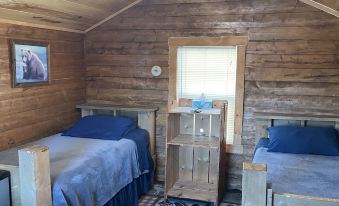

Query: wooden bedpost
<box><xmin>242</xmin><ymin>162</ymin><xmax>267</xmax><ymax>206</ymax></box>
<box><xmin>255</xmin><ymin>119</ymin><xmax>270</xmax><ymax>144</ymax></box>
<box><xmin>138</xmin><ymin>111</ymin><xmax>156</xmax><ymax>161</ymax></box>
<box><xmin>19</xmin><ymin>145</ymin><xmax>52</xmax><ymax>206</ymax></box>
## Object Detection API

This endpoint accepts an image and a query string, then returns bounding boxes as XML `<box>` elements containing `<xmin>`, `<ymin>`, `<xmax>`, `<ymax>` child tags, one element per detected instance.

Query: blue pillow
<box><xmin>62</xmin><ymin>115</ymin><xmax>137</xmax><ymax>140</ymax></box>
<box><xmin>267</xmin><ymin>126</ymin><xmax>339</xmax><ymax>156</ymax></box>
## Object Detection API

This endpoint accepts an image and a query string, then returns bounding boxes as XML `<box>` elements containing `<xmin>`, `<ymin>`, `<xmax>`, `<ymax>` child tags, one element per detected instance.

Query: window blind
<box><xmin>176</xmin><ymin>46</ymin><xmax>237</xmax><ymax>143</ymax></box>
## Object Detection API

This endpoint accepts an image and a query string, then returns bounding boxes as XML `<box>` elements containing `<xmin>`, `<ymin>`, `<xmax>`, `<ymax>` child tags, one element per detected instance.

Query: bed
<box><xmin>0</xmin><ymin>104</ymin><xmax>157</xmax><ymax>206</ymax></box>
<box><xmin>242</xmin><ymin>112</ymin><xmax>339</xmax><ymax>206</ymax></box>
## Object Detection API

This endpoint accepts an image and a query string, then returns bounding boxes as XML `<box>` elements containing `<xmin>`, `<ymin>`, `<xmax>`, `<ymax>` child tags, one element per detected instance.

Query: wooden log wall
<box><xmin>85</xmin><ymin>0</ymin><xmax>339</xmax><ymax>188</ymax></box>
<box><xmin>0</xmin><ymin>23</ymin><xmax>85</xmax><ymax>151</ymax></box>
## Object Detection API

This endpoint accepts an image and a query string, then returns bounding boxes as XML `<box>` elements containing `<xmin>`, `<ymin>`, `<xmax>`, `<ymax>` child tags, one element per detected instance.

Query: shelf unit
<box><xmin>165</xmin><ymin>105</ymin><xmax>227</xmax><ymax>205</ymax></box>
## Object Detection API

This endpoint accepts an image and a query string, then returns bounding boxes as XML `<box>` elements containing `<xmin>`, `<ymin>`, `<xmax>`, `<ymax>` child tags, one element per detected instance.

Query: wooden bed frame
<box><xmin>0</xmin><ymin>104</ymin><xmax>158</xmax><ymax>206</ymax></box>
<box><xmin>242</xmin><ymin>112</ymin><xmax>339</xmax><ymax>206</ymax></box>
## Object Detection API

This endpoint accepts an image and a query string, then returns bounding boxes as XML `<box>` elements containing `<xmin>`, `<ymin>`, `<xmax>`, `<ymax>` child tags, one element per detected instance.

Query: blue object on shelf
<box><xmin>192</xmin><ymin>99</ymin><xmax>212</xmax><ymax>109</ymax></box>
<box><xmin>192</xmin><ymin>94</ymin><xmax>212</xmax><ymax>109</ymax></box>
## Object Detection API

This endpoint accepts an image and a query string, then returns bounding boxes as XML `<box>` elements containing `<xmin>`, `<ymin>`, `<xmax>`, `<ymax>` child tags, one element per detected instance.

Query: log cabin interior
<box><xmin>0</xmin><ymin>0</ymin><xmax>338</xmax><ymax>206</ymax></box>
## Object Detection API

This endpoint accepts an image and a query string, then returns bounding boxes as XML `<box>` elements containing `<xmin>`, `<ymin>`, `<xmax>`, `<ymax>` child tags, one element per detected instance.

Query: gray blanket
<box><xmin>253</xmin><ymin>148</ymin><xmax>339</xmax><ymax>199</ymax></box>
<box><xmin>0</xmin><ymin>134</ymin><xmax>141</xmax><ymax>206</ymax></box>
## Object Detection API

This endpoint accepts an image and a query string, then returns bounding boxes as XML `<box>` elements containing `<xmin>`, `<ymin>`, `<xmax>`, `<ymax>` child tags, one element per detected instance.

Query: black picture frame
<box><xmin>10</xmin><ymin>39</ymin><xmax>50</xmax><ymax>87</ymax></box>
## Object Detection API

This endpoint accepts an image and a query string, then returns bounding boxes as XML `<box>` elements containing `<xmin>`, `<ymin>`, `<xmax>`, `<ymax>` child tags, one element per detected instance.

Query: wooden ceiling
<box><xmin>300</xmin><ymin>0</ymin><xmax>339</xmax><ymax>17</ymax></box>
<box><xmin>0</xmin><ymin>0</ymin><xmax>141</xmax><ymax>33</ymax></box>
<box><xmin>0</xmin><ymin>0</ymin><xmax>336</xmax><ymax>34</ymax></box>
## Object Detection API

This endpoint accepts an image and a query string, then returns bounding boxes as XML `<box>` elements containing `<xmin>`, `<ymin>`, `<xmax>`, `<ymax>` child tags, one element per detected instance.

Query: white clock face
<box><xmin>151</xmin><ymin>66</ymin><xmax>162</xmax><ymax>77</ymax></box>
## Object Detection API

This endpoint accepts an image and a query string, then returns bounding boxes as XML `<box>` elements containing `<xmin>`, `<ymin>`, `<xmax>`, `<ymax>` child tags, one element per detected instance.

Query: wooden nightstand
<box><xmin>165</xmin><ymin>104</ymin><xmax>227</xmax><ymax>205</ymax></box>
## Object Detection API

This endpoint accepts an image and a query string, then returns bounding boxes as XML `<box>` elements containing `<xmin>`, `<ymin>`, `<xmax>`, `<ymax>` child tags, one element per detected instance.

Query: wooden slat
<box><xmin>85</xmin><ymin>41</ymin><xmax>169</xmax><ymax>55</ymax></box>
<box><xmin>247</xmin><ymin>40</ymin><xmax>339</xmax><ymax>55</ymax></box>
<box><xmin>274</xmin><ymin>193</ymin><xmax>339</xmax><ymax>206</ymax></box>
<box><xmin>164</xmin><ymin>145</ymin><xmax>179</xmax><ymax>193</ymax></box>
<box><xmin>179</xmin><ymin>113</ymin><xmax>194</xmax><ymax>135</ymax></box>
<box><xmin>211</xmin><ymin>114</ymin><xmax>221</xmax><ymax>138</ymax></box>
<box><xmin>246</xmin><ymin>95</ymin><xmax>339</xmax><ymax>113</ymax></box>
<box><xmin>86</xmin><ymin>54</ymin><xmax>168</xmax><ymax>67</ymax></box>
<box><xmin>178</xmin><ymin>146</ymin><xmax>193</xmax><ymax>181</ymax></box>
<box><xmin>167</xmin><ymin>180</ymin><xmax>217</xmax><ymax>202</ymax></box>
<box><xmin>169</xmin><ymin>107</ymin><xmax>221</xmax><ymax>115</ymax></box>
<box><xmin>104</xmin><ymin>12</ymin><xmax>339</xmax><ymax>30</ymax></box>
<box><xmin>76</xmin><ymin>103</ymin><xmax>158</xmax><ymax>112</ymax></box>
<box><xmin>130</xmin><ymin>0</ymin><xmax>316</xmax><ymax>16</ymax></box>
<box><xmin>194</xmin><ymin>114</ymin><xmax>211</xmax><ymax>136</ymax></box>
<box><xmin>234</xmin><ymin>45</ymin><xmax>246</xmax><ymax>144</ymax></box>
<box><xmin>167</xmin><ymin>134</ymin><xmax>219</xmax><ymax>148</ymax></box>
<box><xmin>209</xmin><ymin>149</ymin><xmax>219</xmax><ymax>184</ymax></box>
<box><xmin>86</xmin><ymin>66</ymin><xmax>169</xmax><ymax>79</ymax></box>
<box><xmin>246</xmin><ymin>81</ymin><xmax>339</xmax><ymax>97</ymax></box>
<box><xmin>169</xmin><ymin>36</ymin><xmax>248</xmax><ymax>46</ymax></box>
<box><xmin>193</xmin><ymin>147</ymin><xmax>210</xmax><ymax>183</ymax></box>
<box><xmin>254</xmin><ymin>112</ymin><xmax>339</xmax><ymax>122</ymax></box>
<box><xmin>246</xmin><ymin>54</ymin><xmax>339</xmax><ymax>69</ymax></box>
<box><xmin>86</xmin><ymin>88</ymin><xmax>168</xmax><ymax>103</ymax></box>
<box><xmin>87</xmin><ymin>76</ymin><xmax>168</xmax><ymax>91</ymax></box>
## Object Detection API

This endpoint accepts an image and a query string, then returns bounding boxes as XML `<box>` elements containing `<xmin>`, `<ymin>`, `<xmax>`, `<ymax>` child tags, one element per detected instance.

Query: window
<box><xmin>176</xmin><ymin>46</ymin><xmax>237</xmax><ymax>143</ymax></box>
<box><xmin>168</xmin><ymin>37</ymin><xmax>247</xmax><ymax>147</ymax></box>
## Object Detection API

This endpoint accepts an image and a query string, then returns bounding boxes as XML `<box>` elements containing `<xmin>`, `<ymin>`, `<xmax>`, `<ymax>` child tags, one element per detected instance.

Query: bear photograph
<box><xmin>10</xmin><ymin>40</ymin><xmax>49</xmax><ymax>87</ymax></box>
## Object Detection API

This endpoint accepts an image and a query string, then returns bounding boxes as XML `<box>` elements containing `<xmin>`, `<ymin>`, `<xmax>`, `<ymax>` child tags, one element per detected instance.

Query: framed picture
<box><xmin>10</xmin><ymin>39</ymin><xmax>50</xmax><ymax>87</ymax></box>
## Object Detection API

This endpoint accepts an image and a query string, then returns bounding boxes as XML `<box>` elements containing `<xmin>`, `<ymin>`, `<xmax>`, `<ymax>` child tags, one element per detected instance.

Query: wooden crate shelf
<box><xmin>167</xmin><ymin>180</ymin><xmax>217</xmax><ymax>202</ymax></box>
<box><xmin>165</xmin><ymin>105</ymin><xmax>227</xmax><ymax>205</ymax></box>
<box><xmin>167</xmin><ymin>134</ymin><xmax>219</xmax><ymax>149</ymax></box>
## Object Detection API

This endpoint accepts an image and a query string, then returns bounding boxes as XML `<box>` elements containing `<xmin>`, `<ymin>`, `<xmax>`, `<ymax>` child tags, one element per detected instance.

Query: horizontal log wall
<box><xmin>0</xmin><ymin>23</ymin><xmax>85</xmax><ymax>151</ymax></box>
<box><xmin>85</xmin><ymin>0</ymin><xmax>339</xmax><ymax>187</ymax></box>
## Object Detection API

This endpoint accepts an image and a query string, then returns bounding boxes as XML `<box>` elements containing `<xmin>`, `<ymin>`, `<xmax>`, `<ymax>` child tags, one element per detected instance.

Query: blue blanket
<box><xmin>123</xmin><ymin>128</ymin><xmax>154</xmax><ymax>173</ymax></box>
<box><xmin>253</xmin><ymin>147</ymin><xmax>339</xmax><ymax>199</ymax></box>
<box><xmin>0</xmin><ymin>132</ymin><xmax>151</xmax><ymax>206</ymax></box>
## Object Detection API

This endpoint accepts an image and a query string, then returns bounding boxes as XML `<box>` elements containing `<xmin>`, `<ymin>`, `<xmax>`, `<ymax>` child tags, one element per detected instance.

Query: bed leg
<box><xmin>242</xmin><ymin>162</ymin><xmax>267</xmax><ymax>206</ymax></box>
<box><xmin>19</xmin><ymin>145</ymin><xmax>52</xmax><ymax>206</ymax></box>
<box><xmin>267</xmin><ymin>187</ymin><xmax>273</xmax><ymax>206</ymax></box>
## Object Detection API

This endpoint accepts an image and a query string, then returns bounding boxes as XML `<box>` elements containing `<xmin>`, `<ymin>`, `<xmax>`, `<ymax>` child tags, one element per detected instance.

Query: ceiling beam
<box><xmin>84</xmin><ymin>0</ymin><xmax>142</xmax><ymax>33</ymax></box>
<box><xmin>299</xmin><ymin>0</ymin><xmax>339</xmax><ymax>17</ymax></box>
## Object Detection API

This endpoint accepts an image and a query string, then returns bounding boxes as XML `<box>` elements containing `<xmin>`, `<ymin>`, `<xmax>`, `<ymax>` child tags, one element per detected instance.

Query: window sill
<box><xmin>225</xmin><ymin>144</ymin><xmax>243</xmax><ymax>154</ymax></box>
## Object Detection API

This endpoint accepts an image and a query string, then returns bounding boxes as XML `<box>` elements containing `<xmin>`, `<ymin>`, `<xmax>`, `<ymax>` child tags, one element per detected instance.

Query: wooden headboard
<box><xmin>76</xmin><ymin>104</ymin><xmax>158</xmax><ymax>162</ymax></box>
<box><xmin>254</xmin><ymin>112</ymin><xmax>339</xmax><ymax>144</ymax></box>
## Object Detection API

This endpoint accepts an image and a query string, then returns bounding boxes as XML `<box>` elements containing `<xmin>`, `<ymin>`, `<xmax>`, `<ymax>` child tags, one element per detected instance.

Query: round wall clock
<box><xmin>151</xmin><ymin>66</ymin><xmax>162</xmax><ymax>77</ymax></box>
